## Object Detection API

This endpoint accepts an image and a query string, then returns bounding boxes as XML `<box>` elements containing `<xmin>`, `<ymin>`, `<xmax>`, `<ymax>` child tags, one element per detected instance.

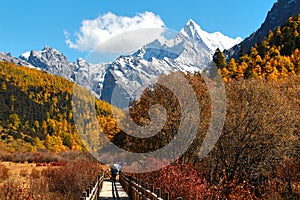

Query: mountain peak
<box><xmin>77</xmin><ymin>57</ymin><xmax>85</xmax><ymax>62</ymax></box>
<box><xmin>180</xmin><ymin>19</ymin><xmax>242</xmax><ymax>51</ymax></box>
<box><xmin>43</xmin><ymin>45</ymin><xmax>50</xmax><ymax>50</ymax></box>
<box><xmin>186</xmin><ymin>19</ymin><xmax>198</xmax><ymax>27</ymax></box>
<box><xmin>180</xmin><ymin>19</ymin><xmax>203</xmax><ymax>39</ymax></box>
<box><xmin>20</xmin><ymin>51</ymin><xmax>31</xmax><ymax>60</ymax></box>
<box><xmin>41</xmin><ymin>46</ymin><xmax>62</xmax><ymax>55</ymax></box>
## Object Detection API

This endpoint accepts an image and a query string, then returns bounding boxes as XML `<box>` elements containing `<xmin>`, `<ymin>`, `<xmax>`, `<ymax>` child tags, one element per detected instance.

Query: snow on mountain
<box><xmin>100</xmin><ymin>19</ymin><xmax>232</xmax><ymax>107</ymax></box>
<box><xmin>0</xmin><ymin>52</ymin><xmax>36</xmax><ymax>68</ymax></box>
<box><xmin>93</xmin><ymin>19</ymin><xmax>241</xmax><ymax>106</ymax></box>
<box><xmin>71</xmin><ymin>58</ymin><xmax>108</xmax><ymax>97</ymax></box>
<box><xmin>20</xmin><ymin>51</ymin><xmax>31</xmax><ymax>60</ymax></box>
<box><xmin>16</xmin><ymin>47</ymin><xmax>108</xmax><ymax>98</ymax></box>
<box><xmin>100</xmin><ymin>49</ymin><xmax>205</xmax><ymax>108</ymax></box>
<box><xmin>11</xmin><ymin>19</ymin><xmax>240</xmax><ymax>108</ymax></box>
<box><xmin>180</xmin><ymin>19</ymin><xmax>242</xmax><ymax>52</ymax></box>
<box><xmin>22</xmin><ymin>46</ymin><xmax>75</xmax><ymax>80</ymax></box>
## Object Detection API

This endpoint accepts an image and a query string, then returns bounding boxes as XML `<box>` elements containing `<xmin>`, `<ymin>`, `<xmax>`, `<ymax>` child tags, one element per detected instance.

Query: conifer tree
<box><xmin>213</xmin><ymin>48</ymin><xmax>226</xmax><ymax>69</ymax></box>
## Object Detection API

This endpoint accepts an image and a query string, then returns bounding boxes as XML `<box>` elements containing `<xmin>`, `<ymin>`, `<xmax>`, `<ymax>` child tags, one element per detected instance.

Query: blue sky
<box><xmin>0</xmin><ymin>0</ymin><xmax>276</xmax><ymax>61</ymax></box>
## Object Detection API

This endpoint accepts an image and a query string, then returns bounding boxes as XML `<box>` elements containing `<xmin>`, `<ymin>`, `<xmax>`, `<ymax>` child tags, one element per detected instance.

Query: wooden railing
<box><xmin>120</xmin><ymin>172</ymin><xmax>183</xmax><ymax>200</ymax></box>
<box><xmin>79</xmin><ymin>172</ymin><xmax>104</xmax><ymax>200</ymax></box>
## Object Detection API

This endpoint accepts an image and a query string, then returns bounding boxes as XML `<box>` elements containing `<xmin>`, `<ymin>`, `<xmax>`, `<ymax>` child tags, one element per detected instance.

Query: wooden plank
<box><xmin>98</xmin><ymin>180</ymin><xmax>131</xmax><ymax>200</ymax></box>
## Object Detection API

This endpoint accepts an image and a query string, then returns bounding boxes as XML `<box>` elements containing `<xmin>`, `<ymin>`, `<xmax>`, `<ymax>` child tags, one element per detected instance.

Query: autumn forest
<box><xmin>0</xmin><ymin>13</ymin><xmax>300</xmax><ymax>200</ymax></box>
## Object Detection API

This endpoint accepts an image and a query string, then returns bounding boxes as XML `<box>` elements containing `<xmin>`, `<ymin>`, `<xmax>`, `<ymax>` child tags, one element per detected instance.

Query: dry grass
<box><xmin>1</xmin><ymin>162</ymin><xmax>49</xmax><ymax>183</ymax></box>
<box><xmin>0</xmin><ymin>161</ymin><xmax>55</xmax><ymax>197</ymax></box>
<box><xmin>0</xmin><ymin>160</ymin><xmax>107</xmax><ymax>199</ymax></box>
<box><xmin>1</xmin><ymin>161</ymin><xmax>48</xmax><ymax>173</ymax></box>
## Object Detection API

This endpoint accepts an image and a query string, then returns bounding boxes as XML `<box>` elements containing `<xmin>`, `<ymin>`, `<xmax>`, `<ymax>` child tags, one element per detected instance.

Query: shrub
<box><xmin>0</xmin><ymin>163</ymin><xmax>9</xmax><ymax>180</ymax></box>
<box><xmin>132</xmin><ymin>159</ymin><xmax>212</xmax><ymax>199</ymax></box>
<box><xmin>0</xmin><ymin>150</ymin><xmax>89</xmax><ymax>163</ymax></box>
<box><xmin>39</xmin><ymin>160</ymin><xmax>103</xmax><ymax>199</ymax></box>
<box><xmin>19</xmin><ymin>169</ymin><xmax>29</xmax><ymax>177</ymax></box>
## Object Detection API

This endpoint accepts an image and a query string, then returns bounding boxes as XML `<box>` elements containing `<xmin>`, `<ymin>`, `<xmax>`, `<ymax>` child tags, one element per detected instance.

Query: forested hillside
<box><xmin>0</xmin><ymin>61</ymin><xmax>119</xmax><ymax>152</ymax></box>
<box><xmin>214</xmin><ymin>14</ymin><xmax>300</xmax><ymax>82</ymax></box>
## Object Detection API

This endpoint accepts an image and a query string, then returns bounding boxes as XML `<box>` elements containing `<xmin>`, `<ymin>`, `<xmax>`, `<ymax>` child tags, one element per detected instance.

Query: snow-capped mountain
<box><xmin>20</xmin><ymin>46</ymin><xmax>75</xmax><ymax>80</ymax></box>
<box><xmin>71</xmin><ymin>58</ymin><xmax>108</xmax><ymax>97</ymax></box>
<box><xmin>0</xmin><ymin>52</ymin><xmax>36</xmax><ymax>68</ymax></box>
<box><xmin>180</xmin><ymin>19</ymin><xmax>242</xmax><ymax>52</ymax></box>
<box><xmin>100</xmin><ymin>19</ymin><xmax>241</xmax><ymax>107</ymax></box>
<box><xmin>2</xmin><ymin>19</ymin><xmax>241</xmax><ymax>108</ymax></box>
<box><xmin>18</xmin><ymin>46</ymin><xmax>108</xmax><ymax>97</ymax></box>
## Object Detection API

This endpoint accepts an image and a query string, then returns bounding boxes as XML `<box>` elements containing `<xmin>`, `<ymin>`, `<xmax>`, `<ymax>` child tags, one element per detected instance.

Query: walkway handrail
<box><xmin>119</xmin><ymin>172</ymin><xmax>183</xmax><ymax>200</ymax></box>
<box><xmin>79</xmin><ymin>171</ymin><xmax>104</xmax><ymax>200</ymax></box>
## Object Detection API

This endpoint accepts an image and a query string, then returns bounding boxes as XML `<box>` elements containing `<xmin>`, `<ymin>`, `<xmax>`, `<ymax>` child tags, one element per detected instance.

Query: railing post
<box><xmin>156</xmin><ymin>188</ymin><xmax>161</xmax><ymax>198</ymax></box>
<box><xmin>81</xmin><ymin>191</ymin><xmax>87</xmax><ymax>200</ymax></box>
<box><xmin>150</xmin><ymin>184</ymin><xmax>154</xmax><ymax>192</ymax></box>
<box><xmin>101</xmin><ymin>173</ymin><xmax>104</xmax><ymax>189</ymax></box>
<box><xmin>142</xmin><ymin>194</ymin><xmax>146</xmax><ymax>200</ymax></box>
<box><xmin>97</xmin><ymin>175</ymin><xmax>101</xmax><ymax>197</ymax></box>
<box><xmin>139</xmin><ymin>191</ymin><xmax>143</xmax><ymax>200</ymax></box>
<box><xmin>165</xmin><ymin>192</ymin><xmax>170</xmax><ymax>200</ymax></box>
<box><xmin>80</xmin><ymin>173</ymin><xmax>105</xmax><ymax>200</ymax></box>
<box><xmin>86</xmin><ymin>187</ymin><xmax>90</xmax><ymax>197</ymax></box>
<box><xmin>132</xmin><ymin>189</ymin><xmax>135</xmax><ymax>200</ymax></box>
<box><xmin>121</xmin><ymin>173</ymin><xmax>178</xmax><ymax>200</ymax></box>
<box><xmin>89</xmin><ymin>185</ymin><xmax>93</xmax><ymax>198</ymax></box>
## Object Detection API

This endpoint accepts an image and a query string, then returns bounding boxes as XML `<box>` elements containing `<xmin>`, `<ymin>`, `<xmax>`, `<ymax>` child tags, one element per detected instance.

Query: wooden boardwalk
<box><xmin>98</xmin><ymin>180</ymin><xmax>131</xmax><ymax>200</ymax></box>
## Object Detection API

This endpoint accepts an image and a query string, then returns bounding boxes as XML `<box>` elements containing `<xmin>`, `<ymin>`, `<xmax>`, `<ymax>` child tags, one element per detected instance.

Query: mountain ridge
<box><xmin>225</xmin><ymin>0</ymin><xmax>300</xmax><ymax>59</ymax></box>
<box><xmin>1</xmin><ymin>19</ymin><xmax>241</xmax><ymax>108</ymax></box>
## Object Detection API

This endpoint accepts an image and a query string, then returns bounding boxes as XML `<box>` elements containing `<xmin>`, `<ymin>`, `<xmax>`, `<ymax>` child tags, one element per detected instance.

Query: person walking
<box><xmin>110</xmin><ymin>165</ymin><xmax>118</xmax><ymax>182</ymax></box>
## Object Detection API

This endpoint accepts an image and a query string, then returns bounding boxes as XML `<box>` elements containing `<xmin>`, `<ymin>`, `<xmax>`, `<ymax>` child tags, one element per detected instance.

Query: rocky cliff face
<box><xmin>0</xmin><ymin>52</ymin><xmax>35</xmax><ymax>68</ymax></box>
<box><xmin>21</xmin><ymin>46</ymin><xmax>75</xmax><ymax>80</ymax></box>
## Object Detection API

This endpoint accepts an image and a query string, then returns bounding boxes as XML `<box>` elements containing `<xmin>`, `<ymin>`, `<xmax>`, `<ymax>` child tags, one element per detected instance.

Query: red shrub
<box><xmin>132</xmin><ymin>159</ymin><xmax>211</xmax><ymax>199</ymax></box>
<box><xmin>49</xmin><ymin>162</ymin><xmax>67</xmax><ymax>167</ymax></box>
<box><xmin>41</xmin><ymin>160</ymin><xmax>103</xmax><ymax>198</ymax></box>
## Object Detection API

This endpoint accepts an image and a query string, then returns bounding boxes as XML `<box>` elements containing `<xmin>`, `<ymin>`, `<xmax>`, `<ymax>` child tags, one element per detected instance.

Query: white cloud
<box><xmin>65</xmin><ymin>12</ymin><xmax>166</xmax><ymax>53</ymax></box>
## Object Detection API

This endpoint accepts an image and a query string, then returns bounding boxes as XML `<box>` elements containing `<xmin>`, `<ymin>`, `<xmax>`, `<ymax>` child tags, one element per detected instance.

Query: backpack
<box><xmin>111</xmin><ymin>167</ymin><xmax>118</xmax><ymax>176</ymax></box>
